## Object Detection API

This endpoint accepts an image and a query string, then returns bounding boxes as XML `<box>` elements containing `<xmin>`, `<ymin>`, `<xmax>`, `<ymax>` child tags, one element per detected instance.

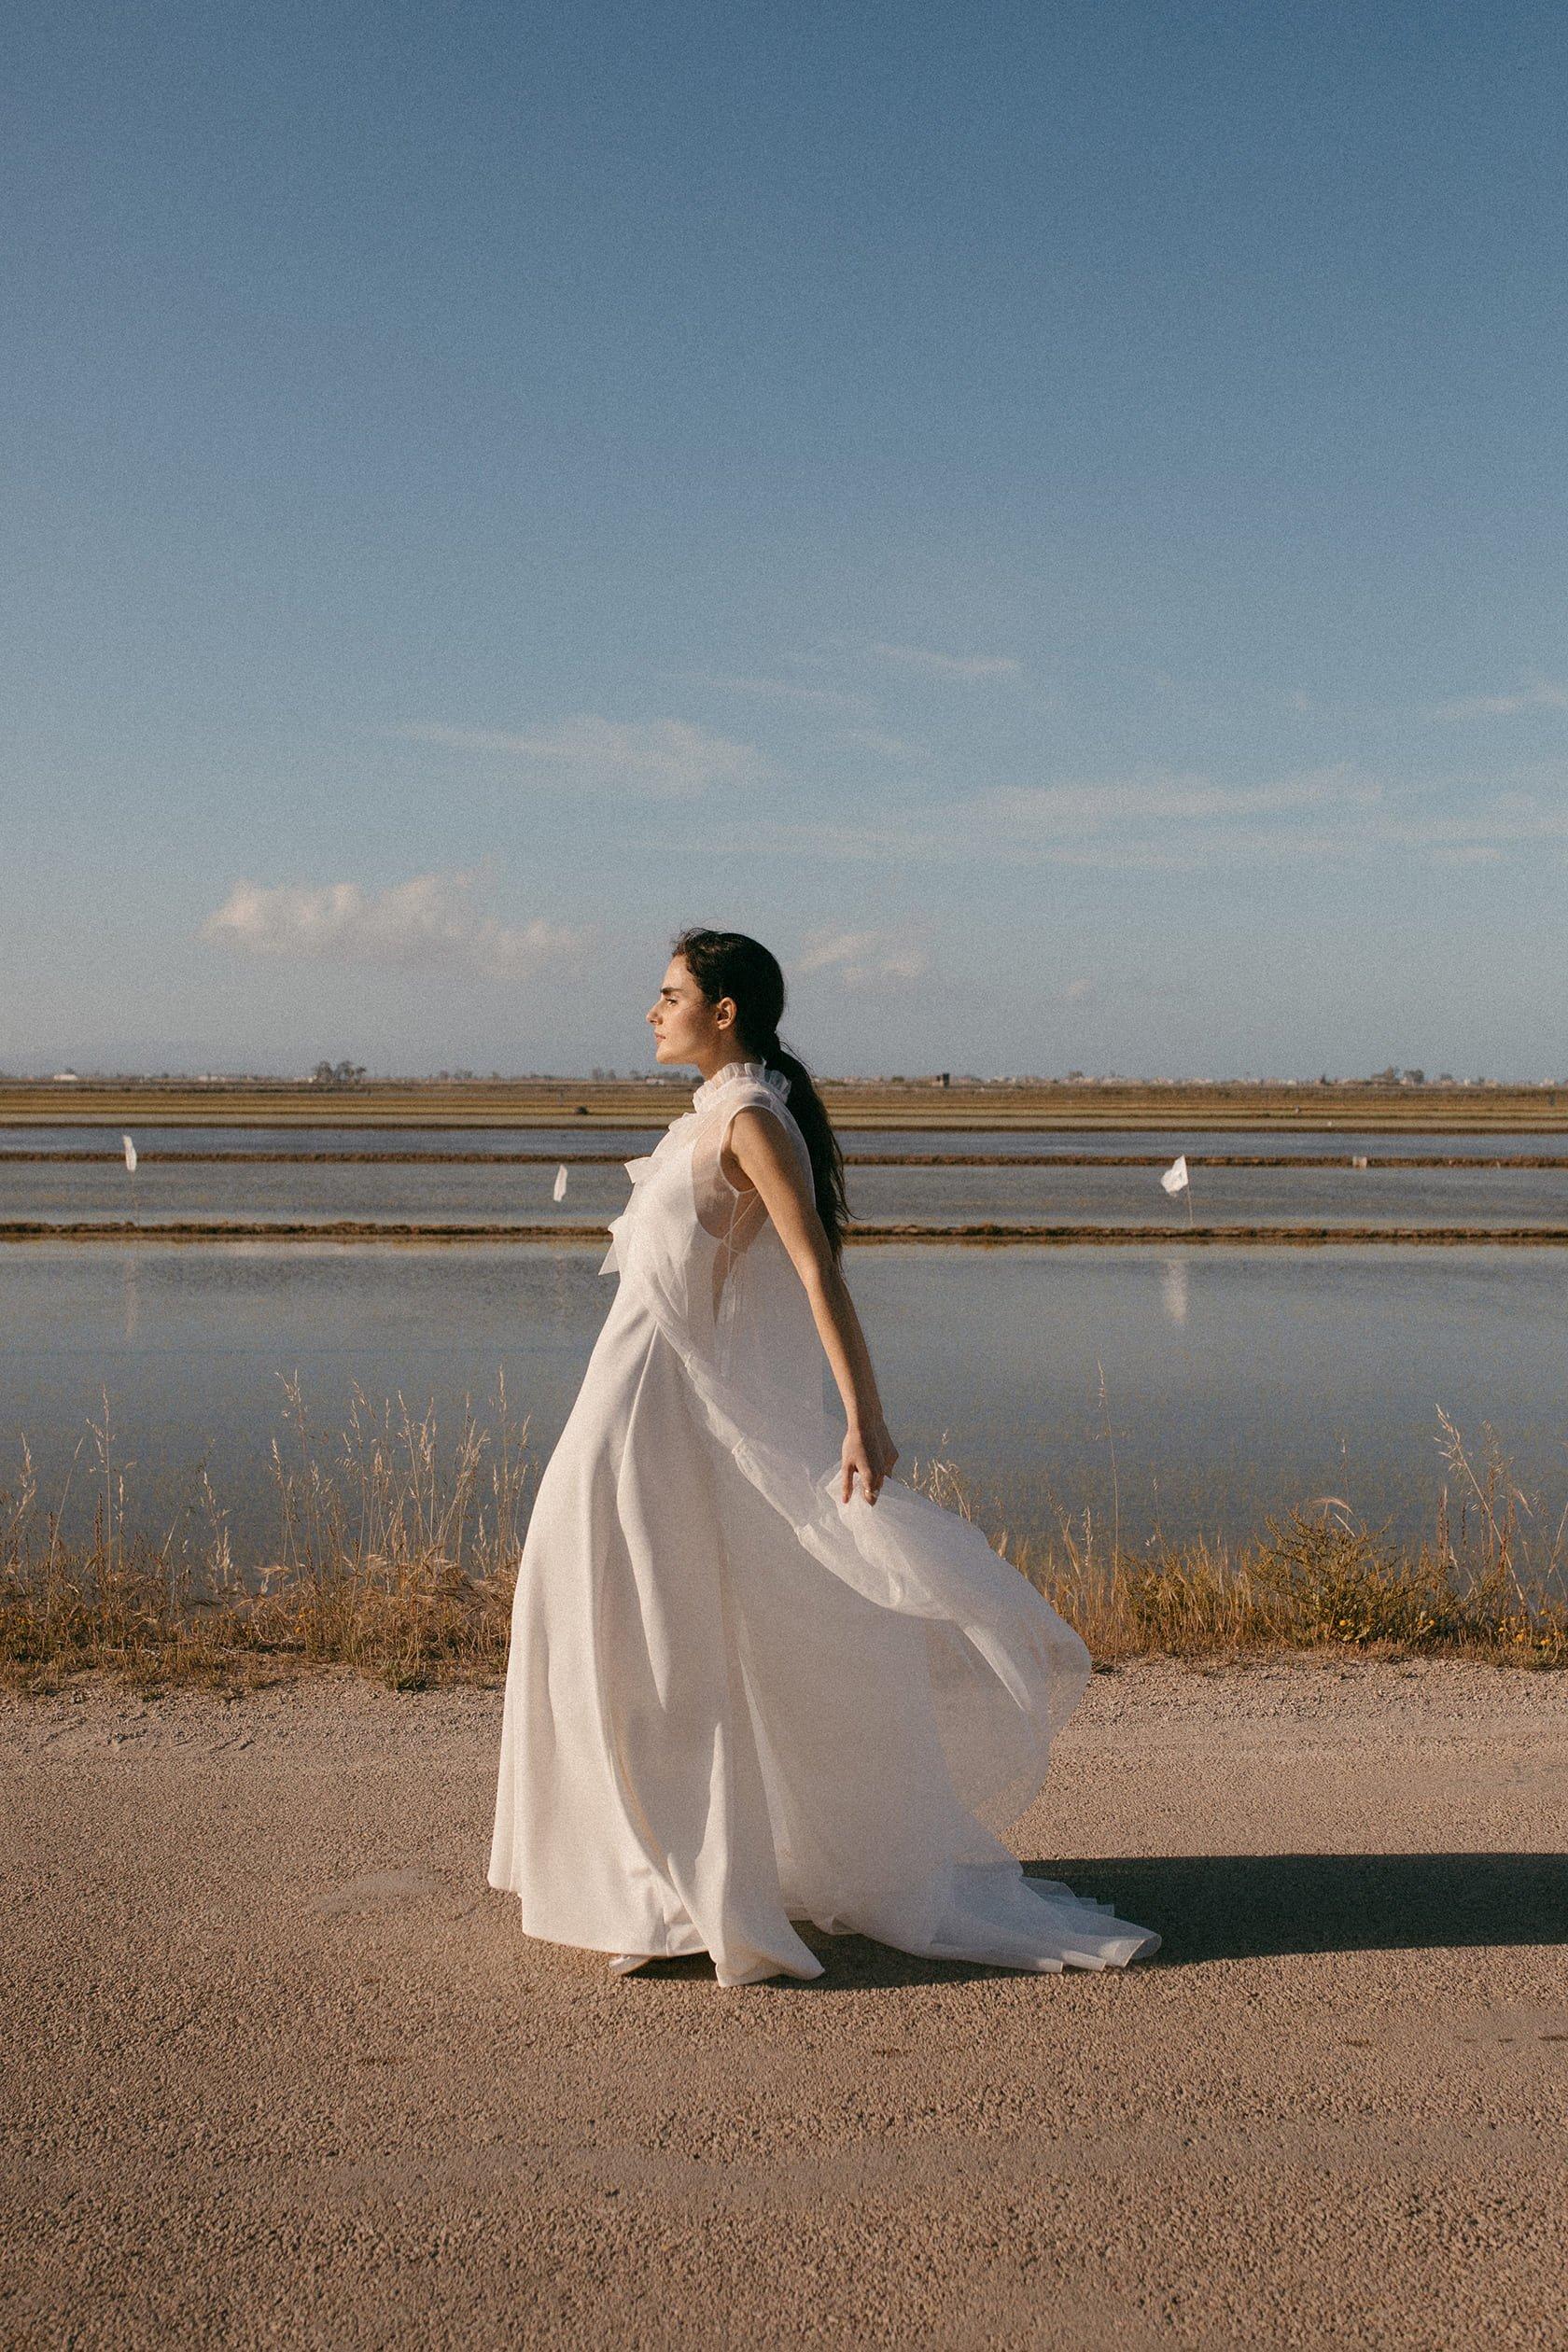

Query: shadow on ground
<box><xmin>1031</xmin><ymin>1851</ymin><xmax>1568</xmax><ymax>1968</ymax></box>
<box><xmin>609</xmin><ymin>1854</ymin><xmax>1568</xmax><ymax>1990</ymax></box>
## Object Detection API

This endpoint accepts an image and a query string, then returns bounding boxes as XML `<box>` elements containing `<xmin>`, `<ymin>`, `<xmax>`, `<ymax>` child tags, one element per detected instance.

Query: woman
<box><xmin>489</xmin><ymin>927</ymin><xmax>1159</xmax><ymax>1984</ymax></box>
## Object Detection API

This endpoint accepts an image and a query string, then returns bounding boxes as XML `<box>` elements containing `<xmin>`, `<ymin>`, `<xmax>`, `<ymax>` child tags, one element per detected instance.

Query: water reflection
<box><xmin>3</xmin><ymin>1241</ymin><xmax>1564</xmax><ymax>1569</ymax></box>
<box><xmin>5</xmin><ymin>1155</ymin><xmax>1566</xmax><ymax>1229</ymax></box>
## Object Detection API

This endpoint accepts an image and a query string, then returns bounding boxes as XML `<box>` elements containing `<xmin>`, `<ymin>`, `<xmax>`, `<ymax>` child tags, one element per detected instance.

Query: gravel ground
<box><xmin>4</xmin><ymin>1658</ymin><xmax>1566</xmax><ymax>2350</ymax></box>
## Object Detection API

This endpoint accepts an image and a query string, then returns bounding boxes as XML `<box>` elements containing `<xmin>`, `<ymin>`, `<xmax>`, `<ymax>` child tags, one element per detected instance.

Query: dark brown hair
<box><xmin>671</xmin><ymin>926</ymin><xmax>851</xmax><ymax>1262</ymax></box>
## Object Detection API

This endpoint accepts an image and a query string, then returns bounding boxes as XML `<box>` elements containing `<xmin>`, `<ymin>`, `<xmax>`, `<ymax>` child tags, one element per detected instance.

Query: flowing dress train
<box><xmin>488</xmin><ymin>1059</ymin><xmax>1159</xmax><ymax>1985</ymax></box>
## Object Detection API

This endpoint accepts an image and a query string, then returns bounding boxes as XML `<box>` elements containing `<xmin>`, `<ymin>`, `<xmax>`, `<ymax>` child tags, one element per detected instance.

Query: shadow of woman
<box><xmin>1026</xmin><ymin>1851</ymin><xmax>1568</xmax><ymax>1967</ymax></box>
<box><xmin>598</xmin><ymin>1855</ymin><xmax>1568</xmax><ymax>1989</ymax></box>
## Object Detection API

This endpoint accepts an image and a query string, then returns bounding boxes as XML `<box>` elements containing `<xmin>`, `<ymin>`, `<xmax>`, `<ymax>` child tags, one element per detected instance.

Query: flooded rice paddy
<box><xmin>5</xmin><ymin>1231</ymin><xmax>1564</xmax><ymax>1565</ymax></box>
<box><xmin>4</xmin><ymin>1128</ymin><xmax>1566</xmax><ymax>1233</ymax></box>
<box><xmin>4</xmin><ymin>1122</ymin><xmax>1564</xmax><ymax>1563</ymax></box>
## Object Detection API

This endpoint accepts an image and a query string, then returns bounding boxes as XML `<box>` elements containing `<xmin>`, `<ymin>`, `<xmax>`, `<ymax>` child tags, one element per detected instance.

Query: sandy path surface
<box><xmin>5</xmin><ymin>1659</ymin><xmax>1566</xmax><ymax>2350</ymax></box>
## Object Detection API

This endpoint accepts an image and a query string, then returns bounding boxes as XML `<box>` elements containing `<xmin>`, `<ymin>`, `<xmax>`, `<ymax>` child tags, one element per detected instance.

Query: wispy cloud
<box><xmin>672</xmin><ymin>762</ymin><xmax>1568</xmax><ymax>873</ymax></box>
<box><xmin>662</xmin><ymin>799</ymin><xmax>1325</xmax><ymax>871</ymax></box>
<box><xmin>200</xmin><ymin>872</ymin><xmax>588</xmax><ymax>980</ymax></box>
<box><xmin>796</xmin><ymin>927</ymin><xmax>930</xmax><ymax>987</ymax></box>
<box><xmin>677</xmin><ymin>672</ymin><xmax>873</xmax><ymax>716</ymax></box>
<box><xmin>1379</xmin><ymin>791</ymin><xmax>1568</xmax><ymax>851</ymax></box>
<box><xmin>392</xmin><ymin>715</ymin><xmax>764</xmax><ymax>798</ymax></box>
<box><xmin>866</xmin><ymin>643</ymin><xmax>1022</xmax><ymax>681</ymax></box>
<box><xmin>842</xmin><ymin>727</ymin><xmax>920</xmax><ymax>761</ymax></box>
<box><xmin>665</xmin><ymin>815</ymin><xmax>916</xmax><ymax>861</ymax></box>
<box><xmin>1434</xmin><ymin>683</ymin><xmax>1568</xmax><ymax>721</ymax></box>
<box><xmin>971</xmin><ymin>768</ymin><xmax>1371</xmax><ymax>837</ymax></box>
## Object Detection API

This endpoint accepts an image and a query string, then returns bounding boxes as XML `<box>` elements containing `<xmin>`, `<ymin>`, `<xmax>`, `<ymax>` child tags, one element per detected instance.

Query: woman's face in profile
<box><xmin>646</xmin><ymin>956</ymin><xmax>735</xmax><ymax>1070</ymax></box>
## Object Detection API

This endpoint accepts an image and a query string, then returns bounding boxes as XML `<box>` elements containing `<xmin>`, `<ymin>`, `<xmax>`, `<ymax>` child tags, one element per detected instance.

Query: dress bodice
<box><xmin>600</xmin><ymin>1061</ymin><xmax>804</xmax><ymax>1284</ymax></box>
<box><xmin>598</xmin><ymin>1057</ymin><xmax>819</xmax><ymax>1414</ymax></box>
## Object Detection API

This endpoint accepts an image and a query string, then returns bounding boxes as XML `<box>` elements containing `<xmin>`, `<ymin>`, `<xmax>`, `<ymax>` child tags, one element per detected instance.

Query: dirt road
<box><xmin>5</xmin><ymin>1659</ymin><xmax>1565</xmax><ymax>2348</ymax></box>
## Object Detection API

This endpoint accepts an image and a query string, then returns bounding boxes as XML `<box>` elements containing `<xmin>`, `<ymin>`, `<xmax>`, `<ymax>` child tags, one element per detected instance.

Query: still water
<box><xmin>5</xmin><ymin>1154</ymin><xmax>1566</xmax><ymax>1229</ymax></box>
<box><xmin>7</xmin><ymin>1125</ymin><xmax>1568</xmax><ymax>1159</ymax></box>
<box><xmin>5</xmin><ymin>1241</ymin><xmax>1564</xmax><ymax>1564</ymax></box>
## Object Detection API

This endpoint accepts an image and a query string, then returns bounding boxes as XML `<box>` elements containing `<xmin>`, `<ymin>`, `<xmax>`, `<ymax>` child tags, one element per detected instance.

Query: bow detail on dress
<box><xmin>601</xmin><ymin>1154</ymin><xmax>658</xmax><ymax>1276</ymax></box>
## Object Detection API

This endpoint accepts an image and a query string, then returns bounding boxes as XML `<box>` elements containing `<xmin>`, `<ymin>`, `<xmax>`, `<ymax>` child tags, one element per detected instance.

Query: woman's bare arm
<box><xmin>726</xmin><ymin>1107</ymin><xmax>899</xmax><ymax>1505</ymax></box>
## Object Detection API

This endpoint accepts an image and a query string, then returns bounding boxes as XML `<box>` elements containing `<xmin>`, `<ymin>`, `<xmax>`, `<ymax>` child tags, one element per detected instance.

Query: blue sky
<box><xmin>4</xmin><ymin>1</ymin><xmax>1566</xmax><ymax>1078</ymax></box>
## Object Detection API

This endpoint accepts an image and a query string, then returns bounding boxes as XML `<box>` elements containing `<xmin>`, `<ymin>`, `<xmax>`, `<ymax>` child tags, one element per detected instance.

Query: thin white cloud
<box><xmin>678</xmin><ymin>673</ymin><xmax>872</xmax><ymax>716</ymax></box>
<box><xmin>392</xmin><ymin>715</ymin><xmax>764</xmax><ymax>798</ymax></box>
<box><xmin>674</xmin><ymin>763</ymin><xmax>1568</xmax><ymax>873</ymax></box>
<box><xmin>673</xmin><ymin>816</ymin><xmax>915</xmax><ymax>861</ymax></box>
<box><xmin>200</xmin><ymin>873</ymin><xmax>588</xmax><ymax>981</ymax></box>
<box><xmin>867</xmin><ymin>643</ymin><xmax>1022</xmax><ymax>681</ymax></box>
<box><xmin>1378</xmin><ymin>793</ymin><xmax>1568</xmax><ymax>849</ymax></box>
<box><xmin>842</xmin><ymin>727</ymin><xmax>919</xmax><ymax>761</ymax></box>
<box><xmin>971</xmin><ymin>768</ymin><xmax>1372</xmax><ymax>837</ymax></box>
<box><xmin>664</xmin><ymin>808</ymin><xmax>1310</xmax><ymax>871</ymax></box>
<box><xmin>1435</xmin><ymin>683</ymin><xmax>1568</xmax><ymax>720</ymax></box>
<box><xmin>796</xmin><ymin>928</ymin><xmax>930</xmax><ymax>987</ymax></box>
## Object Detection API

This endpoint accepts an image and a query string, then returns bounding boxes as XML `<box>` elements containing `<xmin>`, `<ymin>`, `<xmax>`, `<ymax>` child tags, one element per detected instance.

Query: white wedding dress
<box><xmin>488</xmin><ymin>1060</ymin><xmax>1159</xmax><ymax>1985</ymax></box>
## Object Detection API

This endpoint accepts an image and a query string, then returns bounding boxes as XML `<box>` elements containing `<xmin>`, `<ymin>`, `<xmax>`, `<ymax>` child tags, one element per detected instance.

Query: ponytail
<box><xmin>671</xmin><ymin>928</ymin><xmax>852</xmax><ymax>1263</ymax></box>
<box><xmin>757</xmin><ymin>1038</ymin><xmax>851</xmax><ymax>1267</ymax></box>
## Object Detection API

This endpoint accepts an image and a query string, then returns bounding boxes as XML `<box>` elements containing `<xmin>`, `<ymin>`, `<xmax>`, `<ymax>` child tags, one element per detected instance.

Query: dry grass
<box><xmin>3</xmin><ymin>1392</ymin><xmax>1565</xmax><ymax>1693</ymax></box>
<box><xmin>6</xmin><ymin>1072</ymin><xmax>1567</xmax><ymax>1133</ymax></box>
<box><xmin>0</xmin><ymin>1379</ymin><xmax>534</xmax><ymax>1694</ymax></box>
<box><xmin>943</xmin><ymin>1407</ymin><xmax>1568</xmax><ymax>1669</ymax></box>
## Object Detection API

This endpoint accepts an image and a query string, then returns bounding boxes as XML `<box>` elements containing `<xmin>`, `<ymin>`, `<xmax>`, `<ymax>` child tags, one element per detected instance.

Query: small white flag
<box><xmin>121</xmin><ymin>1134</ymin><xmax>138</xmax><ymax>1174</ymax></box>
<box><xmin>1159</xmin><ymin>1153</ymin><xmax>1188</xmax><ymax>1196</ymax></box>
<box><xmin>553</xmin><ymin>1164</ymin><xmax>568</xmax><ymax>1202</ymax></box>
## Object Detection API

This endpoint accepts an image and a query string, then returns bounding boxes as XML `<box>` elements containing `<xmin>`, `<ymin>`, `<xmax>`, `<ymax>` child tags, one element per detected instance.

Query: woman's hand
<box><xmin>841</xmin><ymin>1415</ymin><xmax>900</xmax><ymax>1506</ymax></box>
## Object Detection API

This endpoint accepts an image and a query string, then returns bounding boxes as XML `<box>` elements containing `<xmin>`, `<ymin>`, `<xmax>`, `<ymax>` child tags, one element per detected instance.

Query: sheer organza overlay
<box><xmin>488</xmin><ymin>1061</ymin><xmax>1158</xmax><ymax>1983</ymax></box>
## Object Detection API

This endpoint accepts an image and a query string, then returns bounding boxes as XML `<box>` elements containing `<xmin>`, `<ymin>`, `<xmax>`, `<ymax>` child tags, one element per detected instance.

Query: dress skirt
<box><xmin>488</xmin><ymin>1274</ymin><xmax>1160</xmax><ymax>1988</ymax></box>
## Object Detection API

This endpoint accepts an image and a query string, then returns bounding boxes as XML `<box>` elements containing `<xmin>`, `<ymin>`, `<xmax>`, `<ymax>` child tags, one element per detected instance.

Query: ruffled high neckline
<box><xmin>690</xmin><ymin>1058</ymin><xmax>790</xmax><ymax>1113</ymax></box>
